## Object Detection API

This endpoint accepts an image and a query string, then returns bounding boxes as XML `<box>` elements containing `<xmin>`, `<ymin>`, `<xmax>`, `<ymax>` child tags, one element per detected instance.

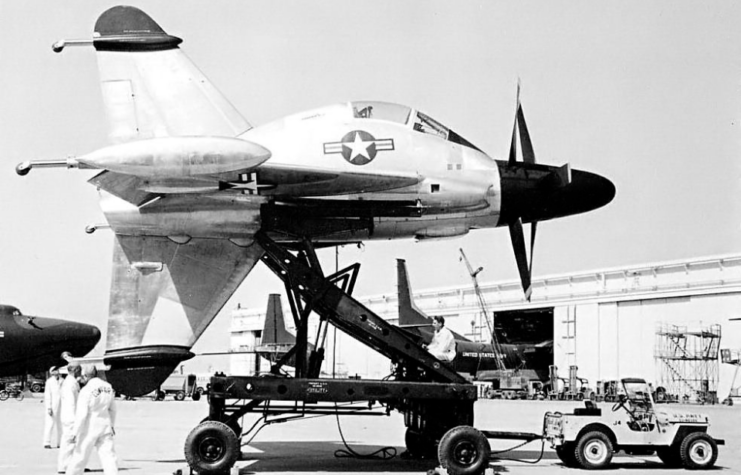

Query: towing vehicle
<box><xmin>542</xmin><ymin>378</ymin><xmax>724</xmax><ymax>470</ymax></box>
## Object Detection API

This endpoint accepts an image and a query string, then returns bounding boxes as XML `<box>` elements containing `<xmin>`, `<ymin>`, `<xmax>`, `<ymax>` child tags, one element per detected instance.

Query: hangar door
<box><xmin>554</xmin><ymin>298</ymin><xmax>690</xmax><ymax>385</ymax></box>
<box><xmin>493</xmin><ymin>307</ymin><xmax>554</xmax><ymax>381</ymax></box>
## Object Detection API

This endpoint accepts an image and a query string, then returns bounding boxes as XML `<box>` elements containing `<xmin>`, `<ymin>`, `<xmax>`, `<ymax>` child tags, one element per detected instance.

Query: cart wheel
<box><xmin>656</xmin><ymin>445</ymin><xmax>682</xmax><ymax>467</ymax></box>
<box><xmin>175</xmin><ymin>391</ymin><xmax>186</xmax><ymax>401</ymax></box>
<box><xmin>574</xmin><ymin>431</ymin><xmax>613</xmax><ymax>469</ymax></box>
<box><xmin>184</xmin><ymin>421</ymin><xmax>240</xmax><ymax>475</ymax></box>
<box><xmin>679</xmin><ymin>432</ymin><xmax>718</xmax><ymax>470</ymax></box>
<box><xmin>0</xmin><ymin>390</ymin><xmax>8</xmax><ymax>401</ymax></box>
<box><xmin>437</xmin><ymin>426</ymin><xmax>490</xmax><ymax>475</ymax></box>
<box><xmin>555</xmin><ymin>442</ymin><xmax>578</xmax><ymax>467</ymax></box>
<box><xmin>405</xmin><ymin>428</ymin><xmax>436</xmax><ymax>458</ymax></box>
<box><xmin>200</xmin><ymin>417</ymin><xmax>242</xmax><ymax>437</ymax></box>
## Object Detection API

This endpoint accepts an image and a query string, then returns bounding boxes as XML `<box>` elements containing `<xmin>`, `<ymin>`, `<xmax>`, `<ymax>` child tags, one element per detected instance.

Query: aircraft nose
<box><xmin>498</xmin><ymin>162</ymin><xmax>615</xmax><ymax>224</ymax></box>
<box><xmin>551</xmin><ymin>169</ymin><xmax>616</xmax><ymax>218</ymax></box>
<box><xmin>32</xmin><ymin>317</ymin><xmax>102</xmax><ymax>356</ymax></box>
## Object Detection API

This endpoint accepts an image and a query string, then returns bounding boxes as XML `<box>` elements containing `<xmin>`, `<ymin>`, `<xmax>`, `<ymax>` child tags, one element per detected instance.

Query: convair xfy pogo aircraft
<box><xmin>17</xmin><ymin>6</ymin><xmax>614</xmax><ymax>396</ymax></box>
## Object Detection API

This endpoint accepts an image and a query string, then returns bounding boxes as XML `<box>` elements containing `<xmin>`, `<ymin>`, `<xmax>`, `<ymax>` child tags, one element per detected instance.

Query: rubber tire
<box><xmin>30</xmin><ymin>383</ymin><xmax>42</xmax><ymax>393</ymax></box>
<box><xmin>184</xmin><ymin>421</ymin><xmax>240</xmax><ymax>475</ymax></box>
<box><xmin>0</xmin><ymin>390</ymin><xmax>8</xmax><ymax>401</ymax></box>
<box><xmin>656</xmin><ymin>446</ymin><xmax>682</xmax><ymax>467</ymax></box>
<box><xmin>192</xmin><ymin>391</ymin><xmax>202</xmax><ymax>402</ymax></box>
<box><xmin>200</xmin><ymin>417</ymin><xmax>242</xmax><ymax>438</ymax></box>
<box><xmin>679</xmin><ymin>432</ymin><xmax>718</xmax><ymax>470</ymax></box>
<box><xmin>156</xmin><ymin>390</ymin><xmax>166</xmax><ymax>401</ymax></box>
<box><xmin>405</xmin><ymin>428</ymin><xmax>436</xmax><ymax>458</ymax></box>
<box><xmin>438</xmin><ymin>426</ymin><xmax>490</xmax><ymax>475</ymax></box>
<box><xmin>574</xmin><ymin>431</ymin><xmax>613</xmax><ymax>470</ymax></box>
<box><xmin>175</xmin><ymin>391</ymin><xmax>186</xmax><ymax>401</ymax></box>
<box><xmin>555</xmin><ymin>442</ymin><xmax>578</xmax><ymax>467</ymax></box>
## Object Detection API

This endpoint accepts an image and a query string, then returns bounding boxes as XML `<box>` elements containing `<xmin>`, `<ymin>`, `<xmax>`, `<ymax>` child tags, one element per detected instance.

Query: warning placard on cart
<box><xmin>306</xmin><ymin>381</ymin><xmax>328</xmax><ymax>395</ymax></box>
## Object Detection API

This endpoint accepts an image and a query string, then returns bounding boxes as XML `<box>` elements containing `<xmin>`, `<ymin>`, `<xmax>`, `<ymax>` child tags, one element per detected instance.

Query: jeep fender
<box><xmin>670</xmin><ymin>426</ymin><xmax>707</xmax><ymax>447</ymax></box>
<box><xmin>575</xmin><ymin>423</ymin><xmax>618</xmax><ymax>450</ymax></box>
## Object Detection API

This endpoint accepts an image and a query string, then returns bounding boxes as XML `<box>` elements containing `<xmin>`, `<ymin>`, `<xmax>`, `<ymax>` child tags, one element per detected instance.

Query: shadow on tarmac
<box><xmin>241</xmin><ymin>441</ymin><xmax>438</xmax><ymax>472</ymax></box>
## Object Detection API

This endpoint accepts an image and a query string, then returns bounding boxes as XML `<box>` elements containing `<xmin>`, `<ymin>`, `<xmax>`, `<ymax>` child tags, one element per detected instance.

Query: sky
<box><xmin>1</xmin><ymin>1</ymin><xmax>740</xmax><ymax>354</ymax></box>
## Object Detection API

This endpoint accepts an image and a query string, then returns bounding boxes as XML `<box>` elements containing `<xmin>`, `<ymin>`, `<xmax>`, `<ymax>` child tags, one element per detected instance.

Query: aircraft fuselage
<box><xmin>99</xmin><ymin>101</ymin><xmax>614</xmax><ymax>244</ymax></box>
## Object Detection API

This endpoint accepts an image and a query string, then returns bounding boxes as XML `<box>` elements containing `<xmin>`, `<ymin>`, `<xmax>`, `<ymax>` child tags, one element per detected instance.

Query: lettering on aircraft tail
<box><xmin>324</xmin><ymin>130</ymin><xmax>394</xmax><ymax>165</ymax></box>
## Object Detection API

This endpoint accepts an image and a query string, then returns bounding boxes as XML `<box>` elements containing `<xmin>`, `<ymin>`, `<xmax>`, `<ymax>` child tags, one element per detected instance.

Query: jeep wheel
<box><xmin>438</xmin><ymin>426</ymin><xmax>490</xmax><ymax>475</ymax></box>
<box><xmin>555</xmin><ymin>442</ymin><xmax>578</xmax><ymax>467</ymax></box>
<box><xmin>575</xmin><ymin>431</ymin><xmax>613</xmax><ymax>470</ymax></box>
<box><xmin>680</xmin><ymin>432</ymin><xmax>718</xmax><ymax>470</ymax></box>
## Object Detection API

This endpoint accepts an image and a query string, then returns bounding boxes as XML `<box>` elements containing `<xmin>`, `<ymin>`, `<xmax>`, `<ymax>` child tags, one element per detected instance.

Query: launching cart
<box><xmin>184</xmin><ymin>232</ymin><xmax>480</xmax><ymax>474</ymax></box>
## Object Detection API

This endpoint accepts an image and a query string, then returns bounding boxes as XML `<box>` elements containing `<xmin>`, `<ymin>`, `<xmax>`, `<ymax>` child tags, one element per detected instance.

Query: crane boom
<box><xmin>459</xmin><ymin>248</ymin><xmax>507</xmax><ymax>371</ymax></box>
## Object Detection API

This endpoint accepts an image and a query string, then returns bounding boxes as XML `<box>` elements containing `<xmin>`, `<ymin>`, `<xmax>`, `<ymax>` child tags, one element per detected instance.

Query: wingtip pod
<box><xmin>103</xmin><ymin>346</ymin><xmax>195</xmax><ymax>396</ymax></box>
<box><xmin>93</xmin><ymin>5</ymin><xmax>182</xmax><ymax>52</ymax></box>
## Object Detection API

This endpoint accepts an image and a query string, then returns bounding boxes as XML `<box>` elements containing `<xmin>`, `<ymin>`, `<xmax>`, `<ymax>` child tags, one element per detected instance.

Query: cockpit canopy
<box><xmin>350</xmin><ymin>101</ymin><xmax>482</xmax><ymax>152</ymax></box>
<box><xmin>0</xmin><ymin>305</ymin><xmax>22</xmax><ymax>317</ymax></box>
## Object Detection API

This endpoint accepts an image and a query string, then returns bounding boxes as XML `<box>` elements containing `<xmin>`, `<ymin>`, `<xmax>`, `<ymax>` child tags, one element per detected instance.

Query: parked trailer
<box><xmin>152</xmin><ymin>373</ymin><xmax>201</xmax><ymax>401</ymax></box>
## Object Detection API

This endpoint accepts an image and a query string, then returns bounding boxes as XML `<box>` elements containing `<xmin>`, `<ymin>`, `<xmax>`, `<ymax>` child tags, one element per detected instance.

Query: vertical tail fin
<box><xmin>93</xmin><ymin>6</ymin><xmax>251</xmax><ymax>143</ymax></box>
<box><xmin>396</xmin><ymin>259</ymin><xmax>431</xmax><ymax>326</ymax></box>
<box><xmin>262</xmin><ymin>294</ymin><xmax>295</xmax><ymax>345</ymax></box>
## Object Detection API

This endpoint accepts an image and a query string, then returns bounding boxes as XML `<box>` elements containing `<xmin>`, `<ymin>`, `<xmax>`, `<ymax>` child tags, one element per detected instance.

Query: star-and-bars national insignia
<box><xmin>324</xmin><ymin>130</ymin><xmax>394</xmax><ymax>165</ymax></box>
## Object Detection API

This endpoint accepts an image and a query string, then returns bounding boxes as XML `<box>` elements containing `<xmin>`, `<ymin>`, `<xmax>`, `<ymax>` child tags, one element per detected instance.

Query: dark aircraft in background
<box><xmin>253</xmin><ymin>294</ymin><xmax>315</xmax><ymax>371</ymax></box>
<box><xmin>17</xmin><ymin>6</ymin><xmax>613</xmax><ymax>395</ymax></box>
<box><xmin>0</xmin><ymin>304</ymin><xmax>101</xmax><ymax>377</ymax></box>
<box><xmin>396</xmin><ymin>259</ymin><xmax>552</xmax><ymax>381</ymax></box>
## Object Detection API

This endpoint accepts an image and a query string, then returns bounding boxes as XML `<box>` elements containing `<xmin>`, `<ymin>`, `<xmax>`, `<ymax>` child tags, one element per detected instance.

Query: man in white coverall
<box><xmin>58</xmin><ymin>363</ymin><xmax>82</xmax><ymax>473</ymax></box>
<box><xmin>425</xmin><ymin>316</ymin><xmax>456</xmax><ymax>362</ymax></box>
<box><xmin>43</xmin><ymin>366</ymin><xmax>63</xmax><ymax>448</ymax></box>
<box><xmin>65</xmin><ymin>365</ymin><xmax>118</xmax><ymax>475</ymax></box>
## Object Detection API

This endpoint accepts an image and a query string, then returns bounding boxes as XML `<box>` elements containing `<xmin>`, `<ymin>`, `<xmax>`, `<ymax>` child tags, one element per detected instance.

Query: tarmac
<box><xmin>1</xmin><ymin>392</ymin><xmax>738</xmax><ymax>475</ymax></box>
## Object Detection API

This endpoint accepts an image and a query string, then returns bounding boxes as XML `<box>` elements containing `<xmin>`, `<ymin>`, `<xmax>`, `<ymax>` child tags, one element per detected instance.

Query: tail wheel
<box><xmin>184</xmin><ymin>421</ymin><xmax>240</xmax><ymax>475</ymax></box>
<box><xmin>438</xmin><ymin>426</ymin><xmax>490</xmax><ymax>475</ymax></box>
<box><xmin>574</xmin><ymin>431</ymin><xmax>613</xmax><ymax>470</ymax></box>
<box><xmin>680</xmin><ymin>432</ymin><xmax>718</xmax><ymax>469</ymax></box>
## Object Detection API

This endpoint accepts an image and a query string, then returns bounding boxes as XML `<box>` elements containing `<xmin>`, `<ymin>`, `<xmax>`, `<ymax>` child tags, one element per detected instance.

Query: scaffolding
<box><xmin>654</xmin><ymin>322</ymin><xmax>721</xmax><ymax>404</ymax></box>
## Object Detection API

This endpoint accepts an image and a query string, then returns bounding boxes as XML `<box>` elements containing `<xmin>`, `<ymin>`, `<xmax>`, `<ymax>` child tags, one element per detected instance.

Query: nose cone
<box><xmin>547</xmin><ymin>168</ymin><xmax>616</xmax><ymax>219</ymax></box>
<box><xmin>497</xmin><ymin>161</ymin><xmax>615</xmax><ymax>224</ymax></box>
<box><xmin>0</xmin><ymin>315</ymin><xmax>101</xmax><ymax>376</ymax></box>
<box><xmin>35</xmin><ymin>317</ymin><xmax>102</xmax><ymax>357</ymax></box>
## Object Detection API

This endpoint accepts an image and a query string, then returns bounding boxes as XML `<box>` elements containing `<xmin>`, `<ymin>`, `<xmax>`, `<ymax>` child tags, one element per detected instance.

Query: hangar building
<box><xmin>230</xmin><ymin>253</ymin><xmax>741</xmax><ymax>402</ymax></box>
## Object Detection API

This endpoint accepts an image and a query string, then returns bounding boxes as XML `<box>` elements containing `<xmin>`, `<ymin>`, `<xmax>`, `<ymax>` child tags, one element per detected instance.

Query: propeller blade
<box><xmin>508</xmin><ymin>218</ymin><xmax>532</xmax><ymax>299</ymax></box>
<box><xmin>508</xmin><ymin>112</ymin><xmax>518</xmax><ymax>165</ymax></box>
<box><xmin>528</xmin><ymin>221</ymin><xmax>537</xmax><ymax>280</ymax></box>
<box><xmin>517</xmin><ymin>105</ymin><xmax>536</xmax><ymax>164</ymax></box>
